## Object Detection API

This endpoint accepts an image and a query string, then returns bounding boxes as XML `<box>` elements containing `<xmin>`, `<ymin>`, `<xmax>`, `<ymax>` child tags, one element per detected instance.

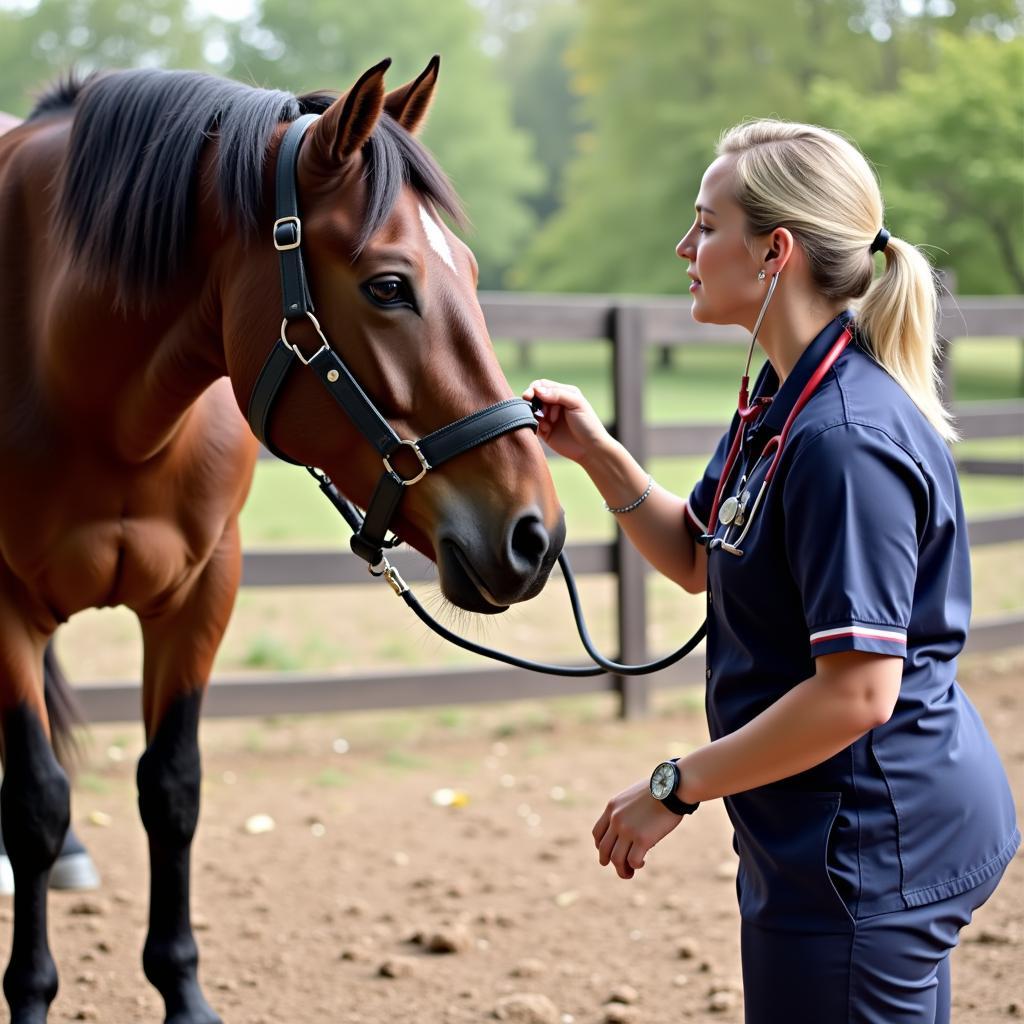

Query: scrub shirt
<box><xmin>682</xmin><ymin>310</ymin><xmax>1019</xmax><ymax>936</ymax></box>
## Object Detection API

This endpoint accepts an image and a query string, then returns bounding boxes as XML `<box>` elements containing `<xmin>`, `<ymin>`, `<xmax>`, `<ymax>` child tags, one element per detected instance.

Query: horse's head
<box><xmin>222</xmin><ymin>59</ymin><xmax>564</xmax><ymax>614</ymax></box>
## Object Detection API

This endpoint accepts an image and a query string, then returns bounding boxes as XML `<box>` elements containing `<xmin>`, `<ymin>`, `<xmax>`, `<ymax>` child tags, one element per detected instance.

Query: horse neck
<box><xmin>44</xmin><ymin>167</ymin><xmax>234</xmax><ymax>465</ymax></box>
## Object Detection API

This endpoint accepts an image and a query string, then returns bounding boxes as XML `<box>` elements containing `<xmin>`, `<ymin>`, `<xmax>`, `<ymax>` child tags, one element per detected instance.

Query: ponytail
<box><xmin>856</xmin><ymin>237</ymin><xmax>957</xmax><ymax>442</ymax></box>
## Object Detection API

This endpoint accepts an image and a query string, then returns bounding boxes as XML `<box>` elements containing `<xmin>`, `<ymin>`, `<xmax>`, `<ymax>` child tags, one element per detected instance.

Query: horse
<box><xmin>0</xmin><ymin>58</ymin><xmax>564</xmax><ymax>1023</ymax></box>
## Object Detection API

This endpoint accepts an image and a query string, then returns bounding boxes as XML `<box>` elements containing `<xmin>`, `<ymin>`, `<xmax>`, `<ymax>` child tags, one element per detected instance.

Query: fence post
<box><xmin>936</xmin><ymin>270</ymin><xmax>957</xmax><ymax>406</ymax></box>
<box><xmin>611</xmin><ymin>304</ymin><xmax>650</xmax><ymax>719</ymax></box>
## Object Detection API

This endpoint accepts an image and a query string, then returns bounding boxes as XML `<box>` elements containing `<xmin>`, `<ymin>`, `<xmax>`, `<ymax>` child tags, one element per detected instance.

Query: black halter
<box><xmin>245</xmin><ymin>113</ymin><xmax>707</xmax><ymax>679</ymax></box>
<box><xmin>246</xmin><ymin>113</ymin><xmax>538</xmax><ymax>568</ymax></box>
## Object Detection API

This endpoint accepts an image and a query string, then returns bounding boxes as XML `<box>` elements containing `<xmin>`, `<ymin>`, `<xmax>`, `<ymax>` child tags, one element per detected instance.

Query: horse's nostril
<box><xmin>508</xmin><ymin>514</ymin><xmax>550</xmax><ymax>571</ymax></box>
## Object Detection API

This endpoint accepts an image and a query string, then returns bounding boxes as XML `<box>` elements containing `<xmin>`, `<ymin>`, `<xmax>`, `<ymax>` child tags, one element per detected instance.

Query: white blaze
<box><xmin>418</xmin><ymin>204</ymin><xmax>457</xmax><ymax>274</ymax></box>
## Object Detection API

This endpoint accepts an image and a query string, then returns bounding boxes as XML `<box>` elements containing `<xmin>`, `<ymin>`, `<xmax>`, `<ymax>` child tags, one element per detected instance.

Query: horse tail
<box><xmin>43</xmin><ymin>640</ymin><xmax>84</xmax><ymax>773</ymax></box>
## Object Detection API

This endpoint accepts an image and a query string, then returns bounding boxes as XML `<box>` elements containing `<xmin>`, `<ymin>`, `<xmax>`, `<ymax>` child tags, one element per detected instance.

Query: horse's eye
<box><xmin>363</xmin><ymin>276</ymin><xmax>414</xmax><ymax>309</ymax></box>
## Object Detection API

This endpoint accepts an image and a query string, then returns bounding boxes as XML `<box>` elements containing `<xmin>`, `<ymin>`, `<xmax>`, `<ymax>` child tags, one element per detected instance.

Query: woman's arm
<box><xmin>675</xmin><ymin>650</ymin><xmax>902</xmax><ymax>802</ymax></box>
<box><xmin>591</xmin><ymin>651</ymin><xmax>902</xmax><ymax>879</ymax></box>
<box><xmin>525</xmin><ymin>380</ymin><xmax>707</xmax><ymax>593</ymax></box>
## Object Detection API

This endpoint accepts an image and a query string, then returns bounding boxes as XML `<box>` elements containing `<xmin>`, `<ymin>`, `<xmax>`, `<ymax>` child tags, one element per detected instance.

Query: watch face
<box><xmin>650</xmin><ymin>762</ymin><xmax>676</xmax><ymax>800</ymax></box>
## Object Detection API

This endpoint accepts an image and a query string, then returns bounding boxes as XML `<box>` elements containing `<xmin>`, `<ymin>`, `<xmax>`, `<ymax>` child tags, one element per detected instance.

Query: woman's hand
<box><xmin>592</xmin><ymin>778</ymin><xmax>685</xmax><ymax>880</ymax></box>
<box><xmin>523</xmin><ymin>379</ymin><xmax>611</xmax><ymax>467</ymax></box>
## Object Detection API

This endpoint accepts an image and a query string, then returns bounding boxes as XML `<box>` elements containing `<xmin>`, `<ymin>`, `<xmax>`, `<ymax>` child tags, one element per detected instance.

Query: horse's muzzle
<box><xmin>437</xmin><ymin>509</ymin><xmax>565</xmax><ymax>613</ymax></box>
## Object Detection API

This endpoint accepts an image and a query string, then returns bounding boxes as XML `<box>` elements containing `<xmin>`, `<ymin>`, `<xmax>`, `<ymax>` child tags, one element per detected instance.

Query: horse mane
<box><xmin>32</xmin><ymin>68</ymin><xmax>465</xmax><ymax>305</ymax></box>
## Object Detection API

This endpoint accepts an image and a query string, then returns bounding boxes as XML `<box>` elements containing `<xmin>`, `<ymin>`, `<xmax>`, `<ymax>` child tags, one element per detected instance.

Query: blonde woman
<box><xmin>526</xmin><ymin>120</ymin><xmax>1018</xmax><ymax>1023</ymax></box>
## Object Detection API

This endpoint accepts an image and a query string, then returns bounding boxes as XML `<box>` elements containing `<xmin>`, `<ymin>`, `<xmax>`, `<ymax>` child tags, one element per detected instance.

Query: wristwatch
<box><xmin>649</xmin><ymin>759</ymin><xmax>700</xmax><ymax>816</ymax></box>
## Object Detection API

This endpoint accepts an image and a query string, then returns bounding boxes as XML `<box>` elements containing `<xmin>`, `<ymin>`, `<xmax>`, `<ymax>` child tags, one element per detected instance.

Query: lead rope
<box><xmin>310</xmin><ymin>473</ymin><xmax>707</xmax><ymax>678</ymax></box>
<box><xmin>398</xmin><ymin>551</ymin><xmax>708</xmax><ymax>677</ymax></box>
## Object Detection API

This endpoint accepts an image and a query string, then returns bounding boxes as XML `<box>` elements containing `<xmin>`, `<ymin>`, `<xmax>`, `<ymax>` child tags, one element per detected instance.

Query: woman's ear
<box><xmin>762</xmin><ymin>226</ymin><xmax>796</xmax><ymax>277</ymax></box>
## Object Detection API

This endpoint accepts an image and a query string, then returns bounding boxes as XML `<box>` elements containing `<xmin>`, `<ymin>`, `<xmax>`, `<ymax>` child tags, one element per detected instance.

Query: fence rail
<box><xmin>74</xmin><ymin>293</ymin><xmax>1024</xmax><ymax>722</ymax></box>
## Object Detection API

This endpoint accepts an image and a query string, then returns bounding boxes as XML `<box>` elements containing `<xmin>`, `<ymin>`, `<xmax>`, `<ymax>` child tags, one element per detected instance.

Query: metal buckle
<box><xmin>273</xmin><ymin>216</ymin><xmax>302</xmax><ymax>251</ymax></box>
<box><xmin>383</xmin><ymin>439</ymin><xmax>431</xmax><ymax>486</ymax></box>
<box><xmin>280</xmin><ymin>312</ymin><xmax>330</xmax><ymax>366</ymax></box>
<box><xmin>367</xmin><ymin>556</ymin><xmax>409</xmax><ymax>596</ymax></box>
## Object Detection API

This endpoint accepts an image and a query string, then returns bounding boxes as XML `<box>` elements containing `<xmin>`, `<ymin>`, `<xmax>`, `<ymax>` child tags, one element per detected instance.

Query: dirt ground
<box><xmin>2</xmin><ymin>650</ymin><xmax>1022</xmax><ymax>1024</ymax></box>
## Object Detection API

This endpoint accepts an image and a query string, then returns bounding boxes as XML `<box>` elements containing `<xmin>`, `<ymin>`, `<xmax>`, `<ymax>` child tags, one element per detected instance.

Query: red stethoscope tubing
<box><xmin>707</xmin><ymin>327</ymin><xmax>854</xmax><ymax>532</ymax></box>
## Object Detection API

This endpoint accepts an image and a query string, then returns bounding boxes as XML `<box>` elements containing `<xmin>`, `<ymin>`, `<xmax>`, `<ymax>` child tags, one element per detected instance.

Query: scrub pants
<box><xmin>739</xmin><ymin>871</ymin><xmax>1003</xmax><ymax>1024</ymax></box>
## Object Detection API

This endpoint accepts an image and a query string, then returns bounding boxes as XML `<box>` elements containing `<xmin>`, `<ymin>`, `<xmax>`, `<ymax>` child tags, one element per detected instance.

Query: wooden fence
<box><xmin>75</xmin><ymin>294</ymin><xmax>1024</xmax><ymax>722</ymax></box>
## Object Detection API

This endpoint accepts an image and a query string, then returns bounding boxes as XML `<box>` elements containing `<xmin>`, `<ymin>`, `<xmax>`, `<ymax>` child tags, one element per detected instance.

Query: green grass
<box><xmin>313</xmin><ymin>768</ymin><xmax>353</xmax><ymax>788</ymax></box>
<box><xmin>949</xmin><ymin>337</ymin><xmax>1024</xmax><ymax>403</ymax></box>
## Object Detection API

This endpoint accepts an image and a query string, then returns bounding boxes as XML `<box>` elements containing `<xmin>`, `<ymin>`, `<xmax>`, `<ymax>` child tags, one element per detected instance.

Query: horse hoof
<box><xmin>48</xmin><ymin>851</ymin><xmax>100</xmax><ymax>891</ymax></box>
<box><xmin>163</xmin><ymin>984</ymin><xmax>222</xmax><ymax>1024</ymax></box>
<box><xmin>8</xmin><ymin>1004</ymin><xmax>50</xmax><ymax>1024</ymax></box>
<box><xmin>165</xmin><ymin>1011</ymin><xmax>222</xmax><ymax>1024</ymax></box>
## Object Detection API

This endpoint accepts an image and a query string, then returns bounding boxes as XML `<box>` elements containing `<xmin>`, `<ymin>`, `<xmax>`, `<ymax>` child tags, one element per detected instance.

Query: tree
<box><xmin>224</xmin><ymin>0</ymin><xmax>543</xmax><ymax>287</ymax></box>
<box><xmin>512</xmin><ymin>0</ymin><xmax>1023</xmax><ymax>295</ymax></box>
<box><xmin>0</xmin><ymin>0</ymin><xmax>214</xmax><ymax>115</ymax></box>
<box><xmin>813</xmin><ymin>32</ymin><xmax>1024</xmax><ymax>294</ymax></box>
<box><xmin>495</xmin><ymin>0</ymin><xmax>583</xmax><ymax>222</ymax></box>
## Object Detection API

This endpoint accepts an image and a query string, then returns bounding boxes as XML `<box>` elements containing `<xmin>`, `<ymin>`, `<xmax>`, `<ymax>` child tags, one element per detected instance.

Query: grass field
<box><xmin>56</xmin><ymin>335</ymin><xmax>1022</xmax><ymax>682</ymax></box>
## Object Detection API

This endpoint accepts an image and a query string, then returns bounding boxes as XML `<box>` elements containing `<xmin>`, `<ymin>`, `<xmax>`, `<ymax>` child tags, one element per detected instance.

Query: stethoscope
<box><xmin>701</xmin><ymin>272</ymin><xmax>853</xmax><ymax>556</ymax></box>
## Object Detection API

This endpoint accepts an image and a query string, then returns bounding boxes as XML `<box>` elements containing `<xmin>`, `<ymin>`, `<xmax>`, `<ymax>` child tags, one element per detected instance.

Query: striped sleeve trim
<box><xmin>684</xmin><ymin>501</ymin><xmax>708</xmax><ymax>534</ymax></box>
<box><xmin>809</xmin><ymin>623</ymin><xmax>908</xmax><ymax>657</ymax></box>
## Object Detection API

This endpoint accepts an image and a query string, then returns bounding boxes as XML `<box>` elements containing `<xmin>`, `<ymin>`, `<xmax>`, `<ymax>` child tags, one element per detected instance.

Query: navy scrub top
<box><xmin>683</xmin><ymin>310</ymin><xmax>1019</xmax><ymax>931</ymax></box>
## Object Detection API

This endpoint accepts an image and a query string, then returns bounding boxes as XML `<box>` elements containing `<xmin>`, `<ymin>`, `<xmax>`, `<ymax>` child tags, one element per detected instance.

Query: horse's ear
<box><xmin>383</xmin><ymin>55</ymin><xmax>440</xmax><ymax>135</ymax></box>
<box><xmin>309</xmin><ymin>58</ymin><xmax>391</xmax><ymax>164</ymax></box>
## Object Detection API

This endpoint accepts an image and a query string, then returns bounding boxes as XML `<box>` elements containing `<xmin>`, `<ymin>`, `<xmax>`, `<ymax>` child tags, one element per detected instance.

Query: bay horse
<box><xmin>0</xmin><ymin>59</ymin><xmax>564</xmax><ymax>1023</ymax></box>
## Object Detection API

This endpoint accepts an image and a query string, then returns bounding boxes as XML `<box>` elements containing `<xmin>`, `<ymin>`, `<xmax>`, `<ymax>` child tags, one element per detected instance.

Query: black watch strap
<box><xmin>657</xmin><ymin>758</ymin><xmax>700</xmax><ymax>817</ymax></box>
<box><xmin>661</xmin><ymin>789</ymin><xmax>700</xmax><ymax>816</ymax></box>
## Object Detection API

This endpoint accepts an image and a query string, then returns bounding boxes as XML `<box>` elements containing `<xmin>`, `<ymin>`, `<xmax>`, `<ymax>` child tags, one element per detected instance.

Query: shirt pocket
<box><xmin>731</xmin><ymin>789</ymin><xmax>855</xmax><ymax>933</ymax></box>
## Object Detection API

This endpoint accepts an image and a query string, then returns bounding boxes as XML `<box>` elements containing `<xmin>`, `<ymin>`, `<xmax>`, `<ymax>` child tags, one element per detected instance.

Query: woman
<box><xmin>525</xmin><ymin>120</ymin><xmax>1018</xmax><ymax>1023</ymax></box>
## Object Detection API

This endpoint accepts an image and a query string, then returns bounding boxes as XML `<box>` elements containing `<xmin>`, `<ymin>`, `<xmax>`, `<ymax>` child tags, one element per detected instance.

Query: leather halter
<box><xmin>246</xmin><ymin>114</ymin><xmax>538</xmax><ymax>567</ymax></box>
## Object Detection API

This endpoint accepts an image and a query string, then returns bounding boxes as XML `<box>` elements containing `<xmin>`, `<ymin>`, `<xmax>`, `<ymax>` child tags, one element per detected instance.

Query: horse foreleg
<box><xmin>137</xmin><ymin>526</ymin><xmax>240</xmax><ymax>1024</ymax></box>
<box><xmin>0</xmin><ymin>634</ymin><xmax>69</xmax><ymax>1024</ymax></box>
<box><xmin>137</xmin><ymin>689</ymin><xmax>217</xmax><ymax>1024</ymax></box>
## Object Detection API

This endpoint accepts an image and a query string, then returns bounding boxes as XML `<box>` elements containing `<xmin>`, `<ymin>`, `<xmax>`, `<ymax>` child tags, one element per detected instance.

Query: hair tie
<box><xmin>870</xmin><ymin>228</ymin><xmax>890</xmax><ymax>254</ymax></box>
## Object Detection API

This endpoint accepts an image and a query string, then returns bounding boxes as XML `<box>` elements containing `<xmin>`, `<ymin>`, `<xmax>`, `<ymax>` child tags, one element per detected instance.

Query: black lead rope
<box><xmin>311</xmin><ymin>448</ymin><xmax>708</xmax><ymax>678</ymax></box>
<box><xmin>395</xmin><ymin>552</ymin><xmax>708</xmax><ymax>678</ymax></box>
<box><xmin>250</xmin><ymin>114</ymin><xmax>707</xmax><ymax>678</ymax></box>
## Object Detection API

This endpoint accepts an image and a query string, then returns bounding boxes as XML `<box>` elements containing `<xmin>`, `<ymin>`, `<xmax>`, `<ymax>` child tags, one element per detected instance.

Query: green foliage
<box><xmin>513</xmin><ymin>0</ymin><xmax>1024</xmax><ymax>295</ymax></box>
<box><xmin>222</xmin><ymin>0</ymin><xmax>543</xmax><ymax>287</ymax></box>
<box><xmin>0</xmin><ymin>0</ymin><xmax>214</xmax><ymax>115</ymax></box>
<box><xmin>497</xmin><ymin>0</ymin><xmax>583</xmax><ymax>221</ymax></box>
<box><xmin>0</xmin><ymin>0</ymin><xmax>543</xmax><ymax>287</ymax></box>
<box><xmin>811</xmin><ymin>32</ymin><xmax>1024</xmax><ymax>293</ymax></box>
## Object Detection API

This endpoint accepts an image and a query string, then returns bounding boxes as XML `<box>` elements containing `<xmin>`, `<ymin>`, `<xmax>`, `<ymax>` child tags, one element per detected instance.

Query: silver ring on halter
<box><xmin>280</xmin><ymin>311</ymin><xmax>330</xmax><ymax>366</ymax></box>
<box><xmin>382</xmin><ymin>439</ymin><xmax>431</xmax><ymax>486</ymax></box>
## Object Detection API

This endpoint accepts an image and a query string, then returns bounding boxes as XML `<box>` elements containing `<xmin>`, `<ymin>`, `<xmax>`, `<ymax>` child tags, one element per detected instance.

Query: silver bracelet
<box><xmin>604</xmin><ymin>475</ymin><xmax>654</xmax><ymax>514</ymax></box>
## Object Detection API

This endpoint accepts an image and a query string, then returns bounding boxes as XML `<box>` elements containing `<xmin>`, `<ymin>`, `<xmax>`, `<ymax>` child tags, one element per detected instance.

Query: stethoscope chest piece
<box><xmin>718</xmin><ymin>489</ymin><xmax>751</xmax><ymax>527</ymax></box>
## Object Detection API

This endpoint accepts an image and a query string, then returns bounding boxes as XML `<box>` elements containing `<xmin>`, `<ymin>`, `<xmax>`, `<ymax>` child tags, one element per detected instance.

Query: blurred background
<box><xmin>0</xmin><ymin>0</ymin><xmax>1021</xmax><ymax>292</ymax></box>
<box><xmin>0</xmin><ymin>0</ymin><xmax>1020</xmax><ymax>687</ymax></box>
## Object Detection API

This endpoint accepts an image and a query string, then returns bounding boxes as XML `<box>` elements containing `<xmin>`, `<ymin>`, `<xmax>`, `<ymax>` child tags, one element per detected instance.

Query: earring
<box><xmin>757</xmin><ymin>270</ymin><xmax>766</xmax><ymax>281</ymax></box>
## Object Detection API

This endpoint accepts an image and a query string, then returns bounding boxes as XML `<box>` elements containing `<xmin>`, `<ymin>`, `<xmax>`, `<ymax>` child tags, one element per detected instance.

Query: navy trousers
<box><xmin>739</xmin><ymin>871</ymin><xmax>1003</xmax><ymax>1023</ymax></box>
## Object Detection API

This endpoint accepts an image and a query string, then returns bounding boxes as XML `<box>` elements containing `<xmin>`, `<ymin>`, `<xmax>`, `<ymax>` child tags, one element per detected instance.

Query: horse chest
<box><xmin>0</xmin><ymin>457</ymin><xmax>232</xmax><ymax>620</ymax></box>
<box><xmin>7</xmin><ymin>514</ymin><xmax>206</xmax><ymax>618</ymax></box>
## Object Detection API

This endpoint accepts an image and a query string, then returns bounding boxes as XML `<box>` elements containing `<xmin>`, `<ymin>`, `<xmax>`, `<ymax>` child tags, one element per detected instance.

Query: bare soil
<box><xmin>3</xmin><ymin>651</ymin><xmax>1022</xmax><ymax>1024</ymax></box>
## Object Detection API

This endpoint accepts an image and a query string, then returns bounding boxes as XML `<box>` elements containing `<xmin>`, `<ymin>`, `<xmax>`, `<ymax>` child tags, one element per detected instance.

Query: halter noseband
<box><xmin>245</xmin><ymin>113</ymin><xmax>538</xmax><ymax>569</ymax></box>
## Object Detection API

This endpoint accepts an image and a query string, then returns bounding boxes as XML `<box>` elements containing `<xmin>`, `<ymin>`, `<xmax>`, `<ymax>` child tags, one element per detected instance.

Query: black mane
<box><xmin>32</xmin><ymin>68</ymin><xmax>464</xmax><ymax>304</ymax></box>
